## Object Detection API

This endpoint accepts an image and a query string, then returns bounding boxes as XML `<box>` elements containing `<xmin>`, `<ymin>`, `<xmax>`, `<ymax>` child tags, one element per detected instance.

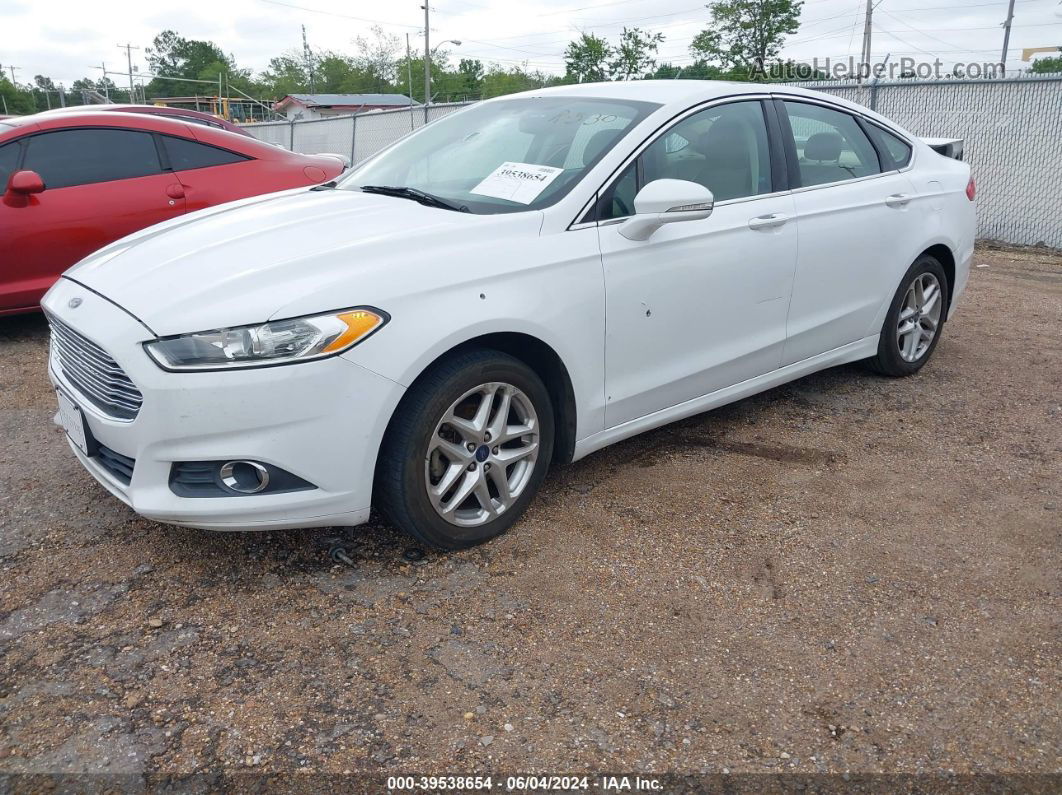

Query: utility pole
<box><xmin>1001</xmin><ymin>0</ymin><xmax>1017</xmax><ymax>67</ymax></box>
<box><xmin>118</xmin><ymin>43</ymin><xmax>140</xmax><ymax>103</ymax></box>
<box><xmin>91</xmin><ymin>62</ymin><xmax>110</xmax><ymax>99</ymax></box>
<box><xmin>859</xmin><ymin>0</ymin><xmax>874</xmax><ymax>82</ymax></box>
<box><xmin>422</xmin><ymin>2</ymin><xmax>430</xmax><ymax>124</ymax></box>
<box><xmin>302</xmin><ymin>25</ymin><xmax>316</xmax><ymax>93</ymax></box>
<box><xmin>406</xmin><ymin>33</ymin><xmax>415</xmax><ymax>131</ymax></box>
<box><xmin>7</xmin><ymin>65</ymin><xmax>18</xmax><ymax>85</ymax></box>
<box><xmin>59</xmin><ymin>83</ymin><xmax>66</xmax><ymax>107</ymax></box>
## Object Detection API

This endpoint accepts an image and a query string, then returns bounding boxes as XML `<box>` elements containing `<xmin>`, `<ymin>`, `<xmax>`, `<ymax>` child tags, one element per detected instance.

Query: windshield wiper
<box><xmin>310</xmin><ymin>180</ymin><xmax>338</xmax><ymax>191</ymax></box>
<box><xmin>359</xmin><ymin>185</ymin><xmax>468</xmax><ymax>212</ymax></box>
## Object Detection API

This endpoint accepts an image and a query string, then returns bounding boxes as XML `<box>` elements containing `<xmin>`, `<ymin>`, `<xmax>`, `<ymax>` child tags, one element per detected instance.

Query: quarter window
<box><xmin>782</xmin><ymin>101</ymin><xmax>880</xmax><ymax>187</ymax></box>
<box><xmin>162</xmin><ymin>136</ymin><xmax>249</xmax><ymax>170</ymax></box>
<box><xmin>866</xmin><ymin>124</ymin><xmax>913</xmax><ymax>169</ymax></box>
<box><xmin>22</xmin><ymin>129</ymin><xmax>162</xmax><ymax>189</ymax></box>
<box><xmin>598</xmin><ymin>100</ymin><xmax>773</xmax><ymax>220</ymax></box>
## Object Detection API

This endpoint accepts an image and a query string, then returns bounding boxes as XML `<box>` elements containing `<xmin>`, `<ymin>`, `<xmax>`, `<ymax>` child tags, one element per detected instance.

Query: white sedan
<box><xmin>42</xmin><ymin>81</ymin><xmax>975</xmax><ymax>549</ymax></box>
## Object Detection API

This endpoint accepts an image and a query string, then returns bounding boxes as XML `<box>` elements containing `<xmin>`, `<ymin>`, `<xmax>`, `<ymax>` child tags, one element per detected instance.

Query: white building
<box><xmin>274</xmin><ymin>94</ymin><xmax>418</xmax><ymax>121</ymax></box>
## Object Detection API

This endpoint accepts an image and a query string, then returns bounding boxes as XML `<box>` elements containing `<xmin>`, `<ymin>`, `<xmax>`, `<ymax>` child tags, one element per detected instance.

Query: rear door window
<box><xmin>0</xmin><ymin>141</ymin><xmax>21</xmax><ymax>187</ymax></box>
<box><xmin>782</xmin><ymin>101</ymin><xmax>881</xmax><ymax>187</ymax></box>
<box><xmin>161</xmin><ymin>136</ymin><xmax>249</xmax><ymax>171</ymax></box>
<box><xmin>23</xmin><ymin>129</ymin><xmax>163</xmax><ymax>189</ymax></box>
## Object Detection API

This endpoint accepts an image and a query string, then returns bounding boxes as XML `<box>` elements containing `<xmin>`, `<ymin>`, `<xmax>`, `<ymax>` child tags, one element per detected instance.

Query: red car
<box><xmin>0</xmin><ymin>112</ymin><xmax>345</xmax><ymax>315</ymax></box>
<box><xmin>35</xmin><ymin>104</ymin><xmax>255</xmax><ymax>137</ymax></box>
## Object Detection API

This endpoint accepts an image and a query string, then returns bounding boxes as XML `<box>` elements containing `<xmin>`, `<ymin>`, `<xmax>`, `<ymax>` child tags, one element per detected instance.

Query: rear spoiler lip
<box><xmin>921</xmin><ymin>137</ymin><xmax>964</xmax><ymax>161</ymax></box>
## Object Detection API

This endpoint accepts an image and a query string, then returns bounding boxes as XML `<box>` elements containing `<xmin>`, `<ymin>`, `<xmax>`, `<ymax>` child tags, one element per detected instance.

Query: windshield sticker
<box><xmin>470</xmin><ymin>162</ymin><xmax>565</xmax><ymax>205</ymax></box>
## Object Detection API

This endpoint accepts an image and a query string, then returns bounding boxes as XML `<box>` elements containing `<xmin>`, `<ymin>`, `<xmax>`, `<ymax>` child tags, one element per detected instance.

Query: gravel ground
<box><xmin>0</xmin><ymin>245</ymin><xmax>1059</xmax><ymax>785</ymax></box>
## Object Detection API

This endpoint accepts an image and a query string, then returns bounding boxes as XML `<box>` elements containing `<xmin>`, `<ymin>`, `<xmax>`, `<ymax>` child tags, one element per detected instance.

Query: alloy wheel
<box><xmin>897</xmin><ymin>272</ymin><xmax>943</xmax><ymax>362</ymax></box>
<box><xmin>425</xmin><ymin>382</ymin><xmax>539</xmax><ymax>527</ymax></box>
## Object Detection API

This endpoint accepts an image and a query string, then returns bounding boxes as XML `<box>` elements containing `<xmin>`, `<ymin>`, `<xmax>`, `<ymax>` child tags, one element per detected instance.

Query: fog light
<box><xmin>170</xmin><ymin>460</ymin><xmax>315</xmax><ymax>498</ymax></box>
<box><xmin>219</xmin><ymin>460</ymin><xmax>270</xmax><ymax>494</ymax></box>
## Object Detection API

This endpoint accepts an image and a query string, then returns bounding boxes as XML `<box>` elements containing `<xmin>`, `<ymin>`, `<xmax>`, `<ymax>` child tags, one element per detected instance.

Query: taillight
<box><xmin>966</xmin><ymin>177</ymin><xmax>976</xmax><ymax>201</ymax></box>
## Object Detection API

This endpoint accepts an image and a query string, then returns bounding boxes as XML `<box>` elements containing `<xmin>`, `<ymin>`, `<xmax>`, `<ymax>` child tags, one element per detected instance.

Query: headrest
<box><xmin>804</xmin><ymin>132</ymin><xmax>843</xmax><ymax>162</ymax></box>
<box><xmin>697</xmin><ymin>117</ymin><xmax>752</xmax><ymax>163</ymax></box>
<box><xmin>582</xmin><ymin>129</ymin><xmax>623</xmax><ymax>167</ymax></box>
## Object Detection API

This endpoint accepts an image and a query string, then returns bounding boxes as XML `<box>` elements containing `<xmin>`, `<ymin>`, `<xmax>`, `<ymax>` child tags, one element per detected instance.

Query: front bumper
<box><xmin>42</xmin><ymin>278</ymin><xmax>405</xmax><ymax>531</ymax></box>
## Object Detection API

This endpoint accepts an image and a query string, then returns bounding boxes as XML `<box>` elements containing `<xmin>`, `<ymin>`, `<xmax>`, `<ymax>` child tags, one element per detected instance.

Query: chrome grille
<box><xmin>47</xmin><ymin>313</ymin><xmax>143</xmax><ymax>421</ymax></box>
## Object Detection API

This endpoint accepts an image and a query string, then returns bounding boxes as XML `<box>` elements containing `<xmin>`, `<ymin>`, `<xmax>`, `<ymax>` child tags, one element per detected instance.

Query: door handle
<box><xmin>748</xmin><ymin>213</ymin><xmax>789</xmax><ymax>230</ymax></box>
<box><xmin>166</xmin><ymin>184</ymin><xmax>186</xmax><ymax>199</ymax></box>
<box><xmin>885</xmin><ymin>193</ymin><xmax>912</xmax><ymax>208</ymax></box>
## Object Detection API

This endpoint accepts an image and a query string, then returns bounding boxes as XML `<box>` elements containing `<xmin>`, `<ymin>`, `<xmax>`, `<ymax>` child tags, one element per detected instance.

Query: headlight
<box><xmin>144</xmin><ymin>307</ymin><xmax>388</xmax><ymax>371</ymax></box>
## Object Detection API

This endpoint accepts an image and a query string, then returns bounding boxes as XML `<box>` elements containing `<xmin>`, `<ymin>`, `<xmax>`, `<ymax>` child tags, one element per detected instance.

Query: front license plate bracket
<box><xmin>56</xmin><ymin>389</ymin><xmax>98</xmax><ymax>457</ymax></box>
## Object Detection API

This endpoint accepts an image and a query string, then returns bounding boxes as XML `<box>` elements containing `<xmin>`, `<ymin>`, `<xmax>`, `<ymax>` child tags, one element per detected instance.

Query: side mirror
<box><xmin>619</xmin><ymin>178</ymin><xmax>714</xmax><ymax>241</ymax></box>
<box><xmin>4</xmin><ymin>170</ymin><xmax>45</xmax><ymax>207</ymax></box>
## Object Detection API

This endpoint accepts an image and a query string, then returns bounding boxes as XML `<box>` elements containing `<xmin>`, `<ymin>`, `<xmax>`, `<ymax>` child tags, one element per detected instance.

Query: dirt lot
<box><xmin>0</xmin><ymin>246</ymin><xmax>1059</xmax><ymax>785</ymax></box>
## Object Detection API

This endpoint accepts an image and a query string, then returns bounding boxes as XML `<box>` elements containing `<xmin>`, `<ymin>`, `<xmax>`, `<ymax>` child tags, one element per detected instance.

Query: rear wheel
<box><xmin>868</xmin><ymin>255</ymin><xmax>948</xmax><ymax>377</ymax></box>
<box><xmin>375</xmin><ymin>348</ymin><xmax>554</xmax><ymax>550</ymax></box>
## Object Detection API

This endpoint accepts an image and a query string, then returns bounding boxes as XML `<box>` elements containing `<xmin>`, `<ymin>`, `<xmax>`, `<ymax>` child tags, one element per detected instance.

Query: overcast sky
<box><xmin>4</xmin><ymin>0</ymin><xmax>1062</xmax><ymax>89</ymax></box>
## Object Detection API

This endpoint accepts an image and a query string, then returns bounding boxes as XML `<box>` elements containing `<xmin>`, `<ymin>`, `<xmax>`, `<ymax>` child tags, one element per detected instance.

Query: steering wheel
<box><xmin>542</xmin><ymin>143</ymin><xmax>571</xmax><ymax>167</ymax></box>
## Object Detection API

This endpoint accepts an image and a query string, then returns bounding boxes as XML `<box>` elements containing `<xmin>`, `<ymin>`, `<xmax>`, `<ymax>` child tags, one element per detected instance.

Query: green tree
<box><xmin>479</xmin><ymin>65</ymin><xmax>564</xmax><ymax>98</ymax></box>
<box><xmin>690</xmin><ymin>0</ymin><xmax>803</xmax><ymax>77</ymax></box>
<box><xmin>403</xmin><ymin>56</ymin><xmax>457</xmax><ymax>102</ymax></box>
<box><xmin>144</xmin><ymin>30</ymin><xmax>244</xmax><ymax>98</ymax></box>
<box><xmin>259</xmin><ymin>53</ymin><xmax>309</xmax><ymax>97</ymax></box>
<box><xmin>32</xmin><ymin>75</ymin><xmax>60</xmax><ymax>111</ymax></box>
<box><xmin>315</xmin><ymin>53</ymin><xmax>358</xmax><ymax>92</ymax></box>
<box><xmin>649</xmin><ymin>60</ymin><xmax>727</xmax><ymax>80</ymax></box>
<box><xmin>608</xmin><ymin>27</ymin><xmax>665</xmax><ymax>80</ymax></box>
<box><xmin>69</xmin><ymin>77</ymin><xmax>98</xmax><ymax>94</ymax></box>
<box><xmin>1030</xmin><ymin>54</ymin><xmax>1062</xmax><ymax>74</ymax></box>
<box><xmin>0</xmin><ymin>71</ymin><xmax>35</xmax><ymax>114</ymax></box>
<box><xmin>564</xmin><ymin>33</ymin><xmax>612</xmax><ymax>83</ymax></box>
<box><xmin>456</xmin><ymin>58</ymin><xmax>485</xmax><ymax>97</ymax></box>
<box><xmin>353</xmin><ymin>25</ymin><xmax>401</xmax><ymax>93</ymax></box>
<box><xmin>93</xmin><ymin>76</ymin><xmax>119</xmax><ymax>99</ymax></box>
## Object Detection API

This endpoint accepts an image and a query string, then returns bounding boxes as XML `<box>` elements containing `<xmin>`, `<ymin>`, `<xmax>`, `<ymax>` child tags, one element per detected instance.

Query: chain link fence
<box><xmin>242</xmin><ymin>103</ymin><xmax>473</xmax><ymax>162</ymax></box>
<box><xmin>244</xmin><ymin>76</ymin><xmax>1062</xmax><ymax>248</ymax></box>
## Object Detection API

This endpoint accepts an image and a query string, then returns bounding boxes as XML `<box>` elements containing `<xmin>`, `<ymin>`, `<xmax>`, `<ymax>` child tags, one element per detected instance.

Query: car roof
<box><xmin>0</xmin><ymin>114</ymin><xmax>42</xmax><ymax>131</ymax></box>
<box><xmin>37</xmin><ymin>104</ymin><xmax>150</xmax><ymax>114</ymax></box>
<box><xmin>512</xmin><ymin>79</ymin><xmax>771</xmax><ymax>105</ymax></box>
<box><xmin>0</xmin><ymin>111</ymin><xmax>293</xmax><ymax>158</ymax></box>
<box><xmin>504</xmin><ymin>79</ymin><xmax>898</xmax><ymax>133</ymax></box>
<box><xmin>28</xmin><ymin>110</ymin><xmax>221</xmax><ymax>135</ymax></box>
<box><xmin>38</xmin><ymin>104</ymin><xmax>226</xmax><ymax>121</ymax></box>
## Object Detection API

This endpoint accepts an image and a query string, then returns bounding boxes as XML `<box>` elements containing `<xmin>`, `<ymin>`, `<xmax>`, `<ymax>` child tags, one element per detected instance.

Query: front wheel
<box><xmin>375</xmin><ymin>348</ymin><xmax>555</xmax><ymax>550</ymax></box>
<box><xmin>868</xmin><ymin>255</ymin><xmax>949</xmax><ymax>377</ymax></box>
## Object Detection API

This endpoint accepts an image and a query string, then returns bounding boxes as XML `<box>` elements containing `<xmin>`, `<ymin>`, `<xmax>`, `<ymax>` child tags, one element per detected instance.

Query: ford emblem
<box><xmin>68</xmin><ymin>297</ymin><xmax>82</xmax><ymax>309</ymax></box>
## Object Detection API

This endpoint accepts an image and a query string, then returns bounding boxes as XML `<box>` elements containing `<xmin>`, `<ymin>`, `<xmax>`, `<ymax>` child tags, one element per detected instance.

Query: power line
<box><xmin>257</xmin><ymin>0</ymin><xmax>421</xmax><ymax>30</ymax></box>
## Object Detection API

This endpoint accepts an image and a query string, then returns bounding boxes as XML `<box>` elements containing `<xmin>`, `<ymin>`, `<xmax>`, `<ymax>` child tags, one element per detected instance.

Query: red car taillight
<box><xmin>966</xmin><ymin>177</ymin><xmax>976</xmax><ymax>201</ymax></box>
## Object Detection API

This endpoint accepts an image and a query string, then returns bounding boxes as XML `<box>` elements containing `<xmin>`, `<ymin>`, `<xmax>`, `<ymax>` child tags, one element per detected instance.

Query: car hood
<box><xmin>66</xmin><ymin>188</ymin><xmax>542</xmax><ymax>337</ymax></box>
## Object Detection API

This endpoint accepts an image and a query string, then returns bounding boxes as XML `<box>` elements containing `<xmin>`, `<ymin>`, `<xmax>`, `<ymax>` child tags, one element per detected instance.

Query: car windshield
<box><xmin>338</xmin><ymin>96</ymin><xmax>659</xmax><ymax>214</ymax></box>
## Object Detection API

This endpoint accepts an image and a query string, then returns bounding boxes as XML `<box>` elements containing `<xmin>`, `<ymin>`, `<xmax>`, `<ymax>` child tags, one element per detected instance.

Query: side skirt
<box><xmin>572</xmin><ymin>334</ymin><xmax>879</xmax><ymax>461</ymax></box>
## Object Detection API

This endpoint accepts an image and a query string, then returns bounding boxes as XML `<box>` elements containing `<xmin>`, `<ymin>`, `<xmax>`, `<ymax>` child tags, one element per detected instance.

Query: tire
<box><xmin>375</xmin><ymin>348</ymin><xmax>555</xmax><ymax>550</ymax></box>
<box><xmin>867</xmin><ymin>254</ymin><xmax>949</xmax><ymax>377</ymax></box>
